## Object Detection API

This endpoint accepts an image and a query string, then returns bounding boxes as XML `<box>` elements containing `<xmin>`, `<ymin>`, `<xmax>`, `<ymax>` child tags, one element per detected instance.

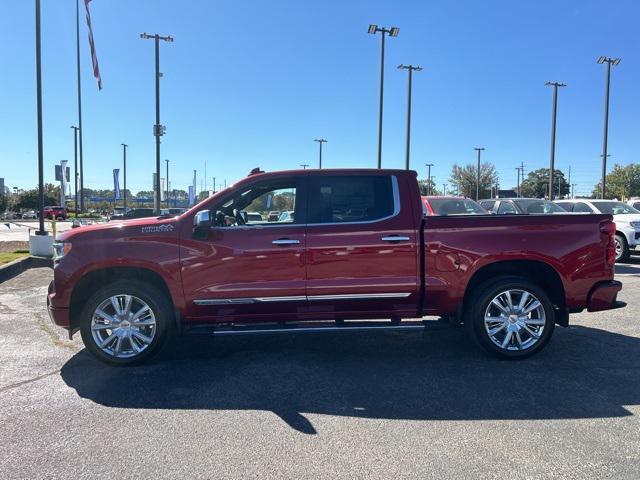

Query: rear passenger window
<box><xmin>308</xmin><ymin>175</ymin><xmax>396</xmax><ymax>224</ymax></box>
<box><xmin>497</xmin><ymin>202</ymin><xmax>518</xmax><ymax>214</ymax></box>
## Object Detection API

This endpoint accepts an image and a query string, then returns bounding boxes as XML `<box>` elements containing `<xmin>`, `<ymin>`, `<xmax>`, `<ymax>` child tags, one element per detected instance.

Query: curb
<box><xmin>0</xmin><ymin>256</ymin><xmax>53</xmax><ymax>284</ymax></box>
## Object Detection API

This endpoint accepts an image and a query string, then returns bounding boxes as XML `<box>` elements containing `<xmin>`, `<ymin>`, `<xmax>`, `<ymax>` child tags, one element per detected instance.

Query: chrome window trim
<box><xmin>193</xmin><ymin>291</ymin><xmax>412</xmax><ymax>306</ymax></box>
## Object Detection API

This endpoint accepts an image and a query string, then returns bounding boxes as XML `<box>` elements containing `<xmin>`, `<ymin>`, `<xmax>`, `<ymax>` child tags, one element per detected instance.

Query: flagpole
<box><xmin>76</xmin><ymin>0</ymin><xmax>85</xmax><ymax>213</ymax></box>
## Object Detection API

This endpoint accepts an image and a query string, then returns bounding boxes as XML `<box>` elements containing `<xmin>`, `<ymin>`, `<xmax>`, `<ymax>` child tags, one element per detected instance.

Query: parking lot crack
<box><xmin>0</xmin><ymin>369</ymin><xmax>59</xmax><ymax>394</ymax></box>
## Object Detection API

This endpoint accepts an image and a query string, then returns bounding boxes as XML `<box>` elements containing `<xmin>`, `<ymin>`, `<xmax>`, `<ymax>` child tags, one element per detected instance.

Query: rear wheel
<box><xmin>465</xmin><ymin>276</ymin><xmax>555</xmax><ymax>359</ymax></box>
<box><xmin>615</xmin><ymin>234</ymin><xmax>630</xmax><ymax>263</ymax></box>
<box><xmin>79</xmin><ymin>280</ymin><xmax>172</xmax><ymax>366</ymax></box>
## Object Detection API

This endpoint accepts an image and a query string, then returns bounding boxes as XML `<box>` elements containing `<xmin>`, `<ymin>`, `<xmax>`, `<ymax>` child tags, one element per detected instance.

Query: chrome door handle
<box><xmin>272</xmin><ymin>238</ymin><xmax>300</xmax><ymax>245</ymax></box>
<box><xmin>381</xmin><ymin>235</ymin><xmax>410</xmax><ymax>242</ymax></box>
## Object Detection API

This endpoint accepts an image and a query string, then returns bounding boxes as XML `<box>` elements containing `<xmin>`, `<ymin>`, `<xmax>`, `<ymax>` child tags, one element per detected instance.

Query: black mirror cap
<box><xmin>194</xmin><ymin>209</ymin><xmax>211</xmax><ymax>229</ymax></box>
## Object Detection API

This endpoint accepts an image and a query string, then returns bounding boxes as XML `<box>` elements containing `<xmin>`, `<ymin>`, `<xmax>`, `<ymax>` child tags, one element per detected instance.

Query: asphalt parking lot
<box><xmin>1</xmin><ymin>263</ymin><xmax>640</xmax><ymax>479</ymax></box>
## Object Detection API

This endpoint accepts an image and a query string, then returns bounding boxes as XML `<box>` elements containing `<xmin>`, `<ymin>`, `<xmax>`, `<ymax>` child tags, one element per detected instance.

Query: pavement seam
<box><xmin>0</xmin><ymin>369</ymin><xmax>59</xmax><ymax>394</ymax></box>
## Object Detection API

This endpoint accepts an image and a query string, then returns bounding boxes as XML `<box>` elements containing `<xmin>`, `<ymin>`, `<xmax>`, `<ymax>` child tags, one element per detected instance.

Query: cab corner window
<box><xmin>308</xmin><ymin>175</ymin><xmax>395</xmax><ymax>224</ymax></box>
<box><xmin>212</xmin><ymin>178</ymin><xmax>298</xmax><ymax>227</ymax></box>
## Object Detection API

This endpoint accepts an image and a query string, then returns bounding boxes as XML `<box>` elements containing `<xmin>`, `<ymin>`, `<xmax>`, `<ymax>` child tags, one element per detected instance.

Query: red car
<box><xmin>422</xmin><ymin>195</ymin><xmax>488</xmax><ymax>216</ymax></box>
<box><xmin>48</xmin><ymin>168</ymin><xmax>623</xmax><ymax>365</ymax></box>
<box><xmin>42</xmin><ymin>205</ymin><xmax>68</xmax><ymax>220</ymax></box>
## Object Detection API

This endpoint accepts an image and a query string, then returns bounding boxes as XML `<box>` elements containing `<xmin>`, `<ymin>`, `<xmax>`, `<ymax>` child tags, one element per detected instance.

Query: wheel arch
<box><xmin>69</xmin><ymin>266</ymin><xmax>176</xmax><ymax>334</ymax></box>
<box><xmin>462</xmin><ymin>259</ymin><xmax>567</xmax><ymax>326</ymax></box>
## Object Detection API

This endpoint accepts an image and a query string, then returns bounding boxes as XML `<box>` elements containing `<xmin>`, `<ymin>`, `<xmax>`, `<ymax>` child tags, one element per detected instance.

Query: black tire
<box><xmin>615</xmin><ymin>234</ymin><xmax>630</xmax><ymax>263</ymax></box>
<box><xmin>464</xmin><ymin>276</ymin><xmax>555</xmax><ymax>359</ymax></box>
<box><xmin>79</xmin><ymin>279</ymin><xmax>173</xmax><ymax>366</ymax></box>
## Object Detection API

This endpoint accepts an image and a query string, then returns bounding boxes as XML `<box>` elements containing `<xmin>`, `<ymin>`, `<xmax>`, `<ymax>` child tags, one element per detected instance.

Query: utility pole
<box><xmin>545</xmin><ymin>81</ymin><xmax>566</xmax><ymax>200</ymax></box>
<box><xmin>474</xmin><ymin>147</ymin><xmax>485</xmax><ymax>201</ymax></box>
<box><xmin>368</xmin><ymin>24</ymin><xmax>399</xmax><ymax>168</ymax></box>
<box><xmin>314</xmin><ymin>139</ymin><xmax>327</xmax><ymax>168</ymax></box>
<box><xmin>71</xmin><ymin>126</ymin><xmax>79</xmax><ymax>216</ymax></box>
<box><xmin>121</xmin><ymin>143</ymin><xmax>128</xmax><ymax>212</ymax></box>
<box><xmin>425</xmin><ymin>163</ymin><xmax>433</xmax><ymax>195</ymax></box>
<box><xmin>75</xmin><ymin>0</ymin><xmax>85</xmax><ymax>213</ymax></box>
<box><xmin>35</xmin><ymin>0</ymin><xmax>45</xmax><ymax>235</ymax></box>
<box><xmin>597</xmin><ymin>56</ymin><xmax>621</xmax><ymax>199</ymax></box>
<box><xmin>398</xmin><ymin>64</ymin><xmax>422</xmax><ymax>170</ymax></box>
<box><xmin>140</xmin><ymin>32</ymin><xmax>174</xmax><ymax>215</ymax></box>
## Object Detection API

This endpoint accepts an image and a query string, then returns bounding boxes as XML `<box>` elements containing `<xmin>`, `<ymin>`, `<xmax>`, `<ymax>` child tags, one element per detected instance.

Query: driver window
<box><xmin>212</xmin><ymin>179</ymin><xmax>297</xmax><ymax>227</ymax></box>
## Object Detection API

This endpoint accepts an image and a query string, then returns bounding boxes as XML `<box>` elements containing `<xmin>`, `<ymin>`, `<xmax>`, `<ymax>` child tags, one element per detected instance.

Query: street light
<box><xmin>300</xmin><ymin>164</ymin><xmax>309</xmax><ymax>170</ymax></box>
<box><xmin>398</xmin><ymin>64</ymin><xmax>422</xmax><ymax>170</ymax></box>
<box><xmin>140</xmin><ymin>32</ymin><xmax>174</xmax><ymax>215</ymax></box>
<box><xmin>368</xmin><ymin>24</ymin><xmax>399</xmax><ymax>169</ymax></box>
<box><xmin>597</xmin><ymin>56</ymin><xmax>621</xmax><ymax>199</ymax></box>
<box><xmin>121</xmin><ymin>144</ymin><xmax>127</xmax><ymax>212</ymax></box>
<box><xmin>71</xmin><ymin>126</ymin><xmax>79</xmax><ymax>216</ymax></box>
<box><xmin>425</xmin><ymin>163</ymin><xmax>433</xmax><ymax>195</ymax></box>
<box><xmin>165</xmin><ymin>159</ymin><xmax>169</xmax><ymax>206</ymax></box>
<box><xmin>314</xmin><ymin>139</ymin><xmax>327</xmax><ymax>168</ymax></box>
<box><xmin>545</xmin><ymin>81</ymin><xmax>566</xmax><ymax>200</ymax></box>
<box><xmin>474</xmin><ymin>147</ymin><xmax>485</xmax><ymax>201</ymax></box>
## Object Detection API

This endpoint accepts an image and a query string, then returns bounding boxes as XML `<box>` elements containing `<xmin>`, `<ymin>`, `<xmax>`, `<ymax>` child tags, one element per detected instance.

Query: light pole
<box><xmin>75</xmin><ymin>0</ymin><xmax>85</xmax><ymax>213</ymax></box>
<box><xmin>314</xmin><ymin>139</ymin><xmax>327</xmax><ymax>168</ymax></box>
<box><xmin>425</xmin><ymin>163</ymin><xmax>433</xmax><ymax>195</ymax></box>
<box><xmin>71</xmin><ymin>126</ymin><xmax>79</xmax><ymax>216</ymax></box>
<box><xmin>571</xmin><ymin>183</ymin><xmax>576</xmax><ymax>199</ymax></box>
<box><xmin>474</xmin><ymin>147</ymin><xmax>485</xmax><ymax>201</ymax></box>
<box><xmin>442</xmin><ymin>183</ymin><xmax>447</xmax><ymax>195</ymax></box>
<box><xmin>121</xmin><ymin>144</ymin><xmax>127</xmax><ymax>212</ymax></box>
<box><xmin>597</xmin><ymin>56</ymin><xmax>621</xmax><ymax>199</ymax></box>
<box><xmin>368</xmin><ymin>24</ymin><xmax>399</xmax><ymax>169</ymax></box>
<box><xmin>516</xmin><ymin>167</ymin><xmax>521</xmax><ymax>198</ymax></box>
<box><xmin>35</xmin><ymin>0</ymin><xmax>45</xmax><ymax>235</ymax></box>
<box><xmin>300</xmin><ymin>164</ymin><xmax>309</xmax><ymax>170</ymax></box>
<box><xmin>165</xmin><ymin>159</ymin><xmax>169</xmax><ymax>206</ymax></box>
<box><xmin>140</xmin><ymin>32</ymin><xmax>174</xmax><ymax>215</ymax></box>
<box><xmin>398</xmin><ymin>64</ymin><xmax>422</xmax><ymax>170</ymax></box>
<box><xmin>545</xmin><ymin>81</ymin><xmax>566</xmax><ymax>200</ymax></box>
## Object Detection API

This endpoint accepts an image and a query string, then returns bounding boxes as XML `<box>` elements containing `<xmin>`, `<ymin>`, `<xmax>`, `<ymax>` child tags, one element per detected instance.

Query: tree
<box><xmin>519</xmin><ymin>168</ymin><xmax>569</xmax><ymax>198</ymax></box>
<box><xmin>591</xmin><ymin>163</ymin><xmax>640</xmax><ymax>200</ymax></box>
<box><xmin>417</xmin><ymin>179</ymin><xmax>441</xmax><ymax>196</ymax></box>
<box><xmin>449</xmin><ymin>162</ymin><xmax>499</xmax><ymax>199</ymax></box>
<box><xmin>14</xmin><ymin>184</ymin><xmax>59</xmax><ymax>210</ymax></box>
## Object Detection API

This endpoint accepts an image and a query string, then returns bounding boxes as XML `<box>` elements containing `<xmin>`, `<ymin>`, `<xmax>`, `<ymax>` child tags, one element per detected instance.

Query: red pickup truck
<box><xmin>48</xmin><ymin>168</ymin><xmax>624</xmax><ymax>365</ymax></box>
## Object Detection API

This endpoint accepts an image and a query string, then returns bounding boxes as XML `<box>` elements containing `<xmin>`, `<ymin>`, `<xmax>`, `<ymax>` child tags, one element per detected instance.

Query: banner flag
<box><xmin>60</xmin><ymin>160</ymin><xmax>69</xmax><ymax>196</ymax></box>
<box><xmin>160</xmin><ymin>178</ymin><xmax>166</xmax><ymax>201</ymax></box>
<box><xmin>188</xmin><ymin>185</ymin><xmax>195</xmax><ymax>206</ymax></box>
<box><xmin>84</xmin><ymin>0</ymin><xmax>102</xmax><ymax>90</ymax></box>
<box><xmin>113</xmin><ymin>169</ymin><xmax>121</xmax><ymax>200</ymax></box>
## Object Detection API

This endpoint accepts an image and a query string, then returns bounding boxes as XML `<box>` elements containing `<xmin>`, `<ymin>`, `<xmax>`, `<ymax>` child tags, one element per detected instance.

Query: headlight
<box><xmin>52</xmin><ymin>242</ymin><xmax>72</xmax><ymax>261</ymax></box>
<box><xmin>630</xmin><ymin>221</ymin><xmax>640</xmax><ymax>229</ymax></box>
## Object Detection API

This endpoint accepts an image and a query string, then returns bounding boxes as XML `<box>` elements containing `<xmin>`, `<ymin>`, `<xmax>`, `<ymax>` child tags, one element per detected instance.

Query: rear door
<box><xmin>305</xmin><ymin>173</ymin><xmax>420</xmax><ymax>318</ymax></box>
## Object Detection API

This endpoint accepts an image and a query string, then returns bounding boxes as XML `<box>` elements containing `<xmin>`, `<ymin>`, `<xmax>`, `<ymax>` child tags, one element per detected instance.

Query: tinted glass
<box><xmin>497</xmin><ymin>202</ymin><xmax>518</xmax><ymax>214</ymax></box>
<box><xmin>591</xmin><ymin>201</ymin><xmax>640</xmax><ymax>215</ymax></box>
<box><xmin>479</xmin><ymin>200</ymin><xmax>495</xmax><ymax>210</ymax></box>
<box><xmin>428</xmin><ymin>198</ymin><xmax>486</xmax><ymax>215</ymax></box>
<box><xmin>572</xmin><ymin>202</ymin><xmax>593</xmax><ymax>213</ymax></box>
<box><xmin>308</xmin><ymin>175</ymin><xmax>394</xmax><ymax>223</ymax></box>
<box><xmin>633</xmin><ymin>202</ymin><xmax>640</xmax><ymax>210</ymax></box>
<box><xmin>513</xmin><ymin>199</ymin><xmax>565</xmax><ymax>213</ymax></box>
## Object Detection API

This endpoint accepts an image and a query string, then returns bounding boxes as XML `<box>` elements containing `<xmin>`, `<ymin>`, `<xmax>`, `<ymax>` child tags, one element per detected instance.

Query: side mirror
<box><xmin>194</xmin><ymin>209</ymin><xmax>211</xmax><ymax>230</ymax></box>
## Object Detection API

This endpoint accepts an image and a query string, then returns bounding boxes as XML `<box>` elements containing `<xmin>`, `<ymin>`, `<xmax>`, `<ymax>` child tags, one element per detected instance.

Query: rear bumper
<box><xmin>587</xmin><ymin>280</ymin><xmax>625</xmax><ymax>312</ymax></box>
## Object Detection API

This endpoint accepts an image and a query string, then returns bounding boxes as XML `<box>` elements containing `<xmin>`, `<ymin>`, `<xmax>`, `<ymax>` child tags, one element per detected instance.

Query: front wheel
<box><xmin>79</xmin><ymin>280</ymin><xmax>173</xmax><ymax>366</ymax></box>
<box><xmin>615</xmin><ymin>234</ymin><xmax>630</xmax><ymax>263</ymax></box>
<box><xmin>465</xmin><ymin>276</ymin><xmax>555</xmax><ymax>359</ymax></box>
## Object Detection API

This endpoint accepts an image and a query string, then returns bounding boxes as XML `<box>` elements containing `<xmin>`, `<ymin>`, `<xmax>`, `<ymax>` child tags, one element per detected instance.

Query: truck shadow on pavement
<box><xmin>60</xmin><ymin>325</ymin><xmax>640</xmax><ymax>434</ymax></box>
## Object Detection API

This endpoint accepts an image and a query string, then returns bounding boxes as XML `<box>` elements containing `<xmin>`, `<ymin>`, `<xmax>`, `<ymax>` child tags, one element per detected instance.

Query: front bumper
<box><xmin>587</xmin><ymin>280</ymin><xmax>625</xmax><ymax>312</ymax></box>
<box><xmin>621</xmin><ymin>227</ymin><xmax>640</xmax><ymax>247</ymax></box>
<box><xmin>47</xmin><ymin>280</ymin><xmax>70</xmax><ymax>328</ymax></box>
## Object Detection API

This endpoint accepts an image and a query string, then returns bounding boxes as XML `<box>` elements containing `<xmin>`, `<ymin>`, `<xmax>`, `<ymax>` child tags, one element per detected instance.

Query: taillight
<box><xmin>600</xmin><ymin>220</ymin><xmax>616</xmax><ymax>265</ymax></box>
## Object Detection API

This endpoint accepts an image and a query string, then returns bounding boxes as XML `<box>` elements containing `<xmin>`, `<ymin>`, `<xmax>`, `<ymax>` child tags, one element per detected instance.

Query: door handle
<box><xmin>272</xmin><ymin>238</ymin><xmax>300</xmax><ymax>245</ymax></box>
<box><xmin>381</xmin><ymin>235</ymin><xmax>410</xmax><ymax>242</ymax></box>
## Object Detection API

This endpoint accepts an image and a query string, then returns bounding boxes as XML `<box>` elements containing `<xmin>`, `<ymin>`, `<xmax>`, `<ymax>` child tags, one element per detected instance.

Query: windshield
<box><xmin>513</xmin><ymin>199</ymin><xmax>566</xmax><ymax>214</ymax></box>
<box><xmin>428</xmin><ymin>198</ymin><xmax>487</xmax><ymax>215</ymax></box>
<box><xmin>591</xmin><ymin>201</ymin><xmax>640</xmax><ymax>215</ymax></box>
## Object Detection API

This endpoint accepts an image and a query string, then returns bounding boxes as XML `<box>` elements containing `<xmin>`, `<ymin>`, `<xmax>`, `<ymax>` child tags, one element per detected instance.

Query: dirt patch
<box><xmin>0</xmin><ymin>241</ymin><xmax>29</xmax><ymax>254</ymax></box>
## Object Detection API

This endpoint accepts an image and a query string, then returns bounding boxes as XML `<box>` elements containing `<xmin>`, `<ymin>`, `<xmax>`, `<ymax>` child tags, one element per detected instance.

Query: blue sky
<box><xmin>1</xmin><ymin>0</ymin><xmax>638</xmax><ymax>196</ymax></box>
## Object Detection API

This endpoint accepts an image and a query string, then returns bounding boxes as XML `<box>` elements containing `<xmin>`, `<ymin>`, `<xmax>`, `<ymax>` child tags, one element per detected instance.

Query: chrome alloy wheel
<box><xmin>615</xmin><ymin>237</ymin><xmax>623</xmax><ymax>260</ymax></box>
<box><xmin>483</xmin><ymin>289</ymin><xmax>546</xmax><ymax>351</ymax></box>
<box><xmin>90</xmin><ymin>295</ymin><xmax>157</xmax><ymax>358</ymax></box>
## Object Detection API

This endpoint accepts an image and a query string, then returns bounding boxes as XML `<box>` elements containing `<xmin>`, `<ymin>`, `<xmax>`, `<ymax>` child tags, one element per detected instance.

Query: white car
<box><xmin>627</xmin><ymin>198</ymin><xmax>640</xmax><ymax>211</ymax></box>
<box><xmin>22</xmin><ymin>210</ymin><xmax>37</xmax><ymax>219</ymax></box>
<box><xmin>555</xmin><ymin>199</ymin><xmax>640</xmax><ymax>262</ymax></box>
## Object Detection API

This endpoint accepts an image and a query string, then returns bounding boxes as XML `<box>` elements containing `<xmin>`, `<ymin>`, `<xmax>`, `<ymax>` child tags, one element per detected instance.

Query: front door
<box><xmin>180</xmin><ymin>175</ymin><xmax>307</xmax><ymax>322</ymax></box>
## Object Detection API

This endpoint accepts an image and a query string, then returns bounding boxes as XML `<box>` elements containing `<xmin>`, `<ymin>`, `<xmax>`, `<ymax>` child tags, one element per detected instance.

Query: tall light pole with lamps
<box><xmin>597</xmin><ymin>56</ymin><xmax>621</xmax><ymax>199</ymax></box>
<box><xmin>397</xmin><ymin>64</ymin><xmax>422</xmax><ymax>170</ymax></box>
<box><xmin>474</xmin><ymin>147</ymin><xmax>485</xmax><ymax>201</ymax></box>
<box><xmin>314</xmin><ymin>139</ymin><xmax>327</xmax><ymax>168</ymax></box>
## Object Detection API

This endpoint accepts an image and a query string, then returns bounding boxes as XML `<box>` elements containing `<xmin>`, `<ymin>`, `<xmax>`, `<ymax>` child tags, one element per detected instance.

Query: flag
<box><xmin>160</xmin><ymin>178</ymin><xmax>166</xmax><ymax>201</ymax></box>
<box><xmin>60</xmin><ymin>160</ymin><xmax>69</xmax><ymax>196</ymax></box>
<box><xmin>188</xmin><ymin>186</ymin><xmax>196</xmax><ymax>206</ymax></box>
<box><xmin>84</xmin><ymin>0</ymin><xmax>102</xmax><ymax>90</ymax></box>
<box><xmin>113</xmin><ymin>169</ymin><xmax>120</xmax><ymax>200</ymax></box>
